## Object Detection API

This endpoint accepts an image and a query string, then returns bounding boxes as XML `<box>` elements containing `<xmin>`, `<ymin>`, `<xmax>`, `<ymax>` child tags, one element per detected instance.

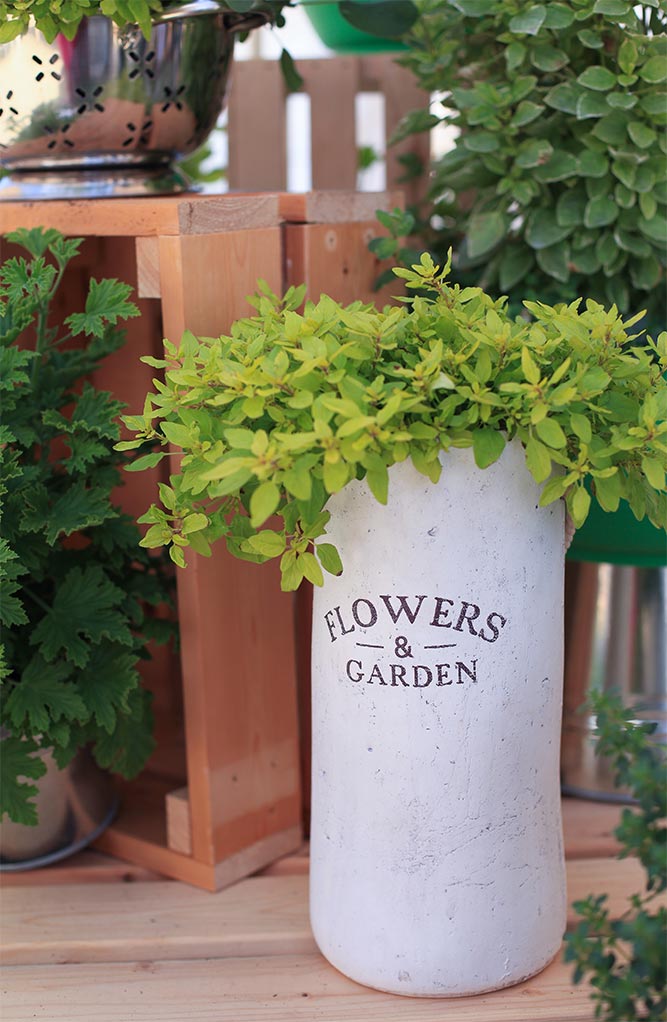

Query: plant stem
<box><xmin>22</xmin><ymin>585</ymin><xmax>52</xmax><ymax>616</ymax></box>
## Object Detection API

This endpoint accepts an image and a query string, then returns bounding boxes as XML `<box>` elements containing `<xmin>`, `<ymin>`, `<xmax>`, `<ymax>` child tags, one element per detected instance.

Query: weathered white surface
<box><xmin>310</xmin><ymin>441</ymin><xmax>566</xmax><ymax>996</ymax></box>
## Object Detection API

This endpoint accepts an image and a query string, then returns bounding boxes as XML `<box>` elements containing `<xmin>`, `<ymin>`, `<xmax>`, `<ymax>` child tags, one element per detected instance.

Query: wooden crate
<box><xmin>227</xmin><ymin>55</ymin><xmax>430</xmax><ymax>207</ymax></box>
<box><xmin>0</xmin><ymin>190</ymin><xmax>401</xmax><ymax>888</ymax></box>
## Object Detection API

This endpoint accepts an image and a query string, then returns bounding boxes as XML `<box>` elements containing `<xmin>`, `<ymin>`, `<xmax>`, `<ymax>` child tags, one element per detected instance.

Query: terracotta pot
<box><xmin>0</xmin><ymin>746</ymin><xmax>118</xmax><ymax>871</ymax></box>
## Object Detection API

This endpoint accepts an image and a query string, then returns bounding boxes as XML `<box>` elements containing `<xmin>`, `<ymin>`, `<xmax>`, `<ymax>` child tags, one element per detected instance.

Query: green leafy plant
<box><xmin>379</xmin><ymin>0</ymin><xmax>666</xmax><ymax>321</ymax></box>
<box><xmin>0</xmin><ymin>228</ymin><xmax>174</xmax><ymax>826</ymax></box>
<box><xmin>120</xmin><ymin>253</ymin><xmax>666</xmax><ymax>592</ymax></box>
<box><xmin>564</xmin><ymin>691</ymin><xmax>666</xmax><ymax>1021</ymax></box>
<box><xmin>0</xmin><ymin>0</ymin><xmax>417</xmax><ymax>46</ymax></box>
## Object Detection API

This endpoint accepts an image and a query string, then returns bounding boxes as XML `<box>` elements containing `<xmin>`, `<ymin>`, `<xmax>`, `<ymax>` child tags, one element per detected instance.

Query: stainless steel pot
<box><xmin>0</xmin><ymin>1</ymin><xmax>266</xmax><ymax>198</ymax></box>
<box><xmin>0</xmin><ymin>746</ymin><xmax>118</xmax><ymax>870</ymax></box>
<box><xmin>562</xmin><ymin>562</ymin><xmax>667</xmax><ymax>802</ymax></box>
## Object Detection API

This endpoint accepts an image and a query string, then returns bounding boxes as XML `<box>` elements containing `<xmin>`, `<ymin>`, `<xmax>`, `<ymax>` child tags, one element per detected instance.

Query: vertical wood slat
<box><xmin>227</xmin><ymin>61</ymin><xmax>287</xmax><ymax>191</ymax></box>
<box><xmin>360</xmin><ymin>55</ymin><xmax>431</xmax><ymax>208</ymax></box>
<box><xmin>226</xmin><ymin>56</ymin><xmax>429</xmax><ymax>197</ymax></box>
<box><xmin>307</xmin><ymin>58</ymin><xmax>359</xmax><ymax>190</ymax></box>
<box><xmin>283</xmin><ymin>206</ymin><xmax>405</xmax><ymax>832</ymax></box>
<box><xmin>156</xmin><ymin>228</ymin><xmax>302</xmax><ymax>867</ymax></box>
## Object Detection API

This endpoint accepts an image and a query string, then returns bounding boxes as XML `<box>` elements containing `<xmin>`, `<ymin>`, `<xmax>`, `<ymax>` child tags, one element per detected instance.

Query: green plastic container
<box><xmin>303</xmin><ymin>1</ymin><xmax>407</xmax><ymax>53</ymax></box>
<box><xmin>568</xmin><ymin>498</ymin><xmax>667</xmax><ymax>568</ymax></box>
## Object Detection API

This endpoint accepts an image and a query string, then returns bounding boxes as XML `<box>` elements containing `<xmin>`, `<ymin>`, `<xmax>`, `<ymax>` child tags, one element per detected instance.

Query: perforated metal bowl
<box><xmin>0</xmin><ymin>1</ymin><xmax>266</xmax><ymax>198</ymax></box>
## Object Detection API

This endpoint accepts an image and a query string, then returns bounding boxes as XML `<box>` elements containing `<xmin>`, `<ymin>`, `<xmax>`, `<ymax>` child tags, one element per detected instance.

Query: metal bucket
<box><xmin>0</xmin><ymin>1</ymin><xmax>266</xmax><ymax>198</ymax></box>
<box><xmin>562</xmin><ymin>562</ymin><xmax>667</xmax><ymax>802</ymax></box>
<box><xmin>0</xmin><ymin>746</ymin><xmax>118</xmax><ymax>870</ymax></box>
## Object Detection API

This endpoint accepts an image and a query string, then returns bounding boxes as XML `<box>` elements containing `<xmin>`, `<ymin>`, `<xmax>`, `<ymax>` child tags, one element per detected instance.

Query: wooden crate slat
<box><xmin>1</xmin><ymin>858</ymin><xmax>655</xmax><ymax>967</ymax></box>
<box><xmin>0</xmin><ymin>194</ymin><xmax>281</xmax><ymax>237</ymax></box>
<box><xmin>154</xmin><ymin>224</ymin><xmax>303</xmax><ymax>871</ymax></box>
<box><xmin>284</xmin><ymin>222</ymin><xmax>396</xmax><ymax>309</ymax></box>
<box><xmin>279</xmin><ymin>189</ymin><xmax>403</xmax><ymax>224</ymax></box>
<box><xmin>0</xmin><ymin>955</ymin><xmax>594</xmax><ymax>1022</ymax></box>
<box><xmin>157</xmin><ymin>227</ymin><xmax>282</xmax><ymax>340</ymax></box>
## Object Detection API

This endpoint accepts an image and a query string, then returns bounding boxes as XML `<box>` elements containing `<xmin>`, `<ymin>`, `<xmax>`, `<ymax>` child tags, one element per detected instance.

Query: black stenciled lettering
<box><xmin>456</xmin><ymin>659</ymin><xmax>478</xmax><ymax>684</ymax></box>
<box><xmin>352</xmin><ymin>598</ymin><xmax>378</xmax><ymax>628</ymax></box>
<box><xmin>346</xmin><ymin>659</ymin><xmax>363</xmax><ymax>682</ymax></box>
<box><xmin>368</xmin><ymin>663</ymin><xmax>387</xmax><ymax>685</ymax></box>
<box><xmin>334</xmin><ymin>605</ymin><xmax>356</xmax><ymax>636</ymax></box>
<box><xmin>430</xmin><ymin>597</ymin><xmax>454</xmax><ymax>627</ymax></box>
<box><xmin>379</xmin><ymin>595</ymin><xmax>427</xmax><ymax>625</ymax></box>
<box><xmin>390</xmin><ymin>664</ymin><xmax>410</xmax><ymax>687</ymax></box>
<box><xmin>453</xmin><ymin>601</ymin><xmax>480</xmax><ymax>635</ymax></box>
<box><xmin>436</xmin><ymin>663</ymin><xmax>452</xmax><ymax>685</ymax></box>
<box><xmin>479</xmin><ymin>612</ymin><xmax>507</xmax><ymax>643</ymax></box>
<box><xmin>413</xmin><ymin>665</ymin><xmax>432</xmax><ymax>688</ymax></box>
<box><xmin>324</xmin><ymin>611</ymin><xmax>337</xmax><ymax>642</ymax></box>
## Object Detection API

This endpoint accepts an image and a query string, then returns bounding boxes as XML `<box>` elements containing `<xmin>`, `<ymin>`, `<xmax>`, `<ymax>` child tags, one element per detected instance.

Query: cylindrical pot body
<box><xmin>0</xmin><ymin>745</ymin><xmax>118</xmax><ymax>870</ymax></box>
<box><xmin>310</xmin><ymin>440</ymin><xmax>566</xmax><ymax>996</ymax></box>
<box><xmin>0</xmin><ymin>2</ymin><xmax>264</xmax><ymax>195</ymax></box>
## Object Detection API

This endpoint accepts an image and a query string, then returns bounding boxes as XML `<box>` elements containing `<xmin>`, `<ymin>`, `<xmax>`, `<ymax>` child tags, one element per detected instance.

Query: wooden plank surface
<box><xmin>0</xmin><ymin>194</ymin><xmax>281</xmax><ymax>237</ymax></box>
<box><xmin>280</xmin><ymin>190</ymin><xmax>403</xmax><ymax>224</ymax></box>
<box><xmin>1</xmin><ymin>858</ymin><xmax>653</xmax><ymax>968</ymax></box>
<box><xmin>560</xmin><ymin>796</ymin><xmax>623</xmax><ymax>859</ymax></box>
<box><xmin>0</xmin><ymin>954</ymin><xmax>594</xmax><ymax>1022</ymax></box>
<box><xmin>2</xmin><ymin>796</ymin><xmax>623</xmax><ymax>888</ymax></box>
<box><xmin>0</xmin><ymin>850</ymin><xmax>162</xmax><ymax>887</ymax></box>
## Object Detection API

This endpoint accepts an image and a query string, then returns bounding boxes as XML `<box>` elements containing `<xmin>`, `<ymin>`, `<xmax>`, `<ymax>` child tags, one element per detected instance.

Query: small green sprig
<box><xmin>122</xmin><ymin>253</ymin><xmax>667</xmax><ymax>592</ymax></box>
<box><xmin>564</xmin><ymin>691</ymin><xmax>667</xmax><ymax>1022</ymax></box>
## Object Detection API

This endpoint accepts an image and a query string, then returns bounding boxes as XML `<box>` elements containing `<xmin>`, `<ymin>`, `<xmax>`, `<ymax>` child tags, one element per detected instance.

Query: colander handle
<box><xmin>156</xmin><ymin>0</ymin><xmax>271</xmax><ymax>31</ymax></box>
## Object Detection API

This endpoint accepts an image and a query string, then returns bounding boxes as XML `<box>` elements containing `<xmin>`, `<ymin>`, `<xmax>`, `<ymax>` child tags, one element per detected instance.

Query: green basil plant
<box><xmin>121</xmin><ymin>254</ymin><xmax>667</xmax><ymax>592</ymax></box>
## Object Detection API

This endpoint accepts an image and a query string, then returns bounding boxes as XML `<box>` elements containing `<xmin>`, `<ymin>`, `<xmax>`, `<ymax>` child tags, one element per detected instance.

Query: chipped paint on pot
<box><xmin>310</xmin><ymin>439</ymin><xmax>566</xmax><ymax>996</ymax></box>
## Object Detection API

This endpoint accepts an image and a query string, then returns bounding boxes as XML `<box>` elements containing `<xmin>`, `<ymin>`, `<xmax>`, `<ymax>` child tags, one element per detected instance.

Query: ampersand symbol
<box><xmin>394</xmin><ymin>635</ymin><xmax>413</xmax><ymax>658</ymax></box>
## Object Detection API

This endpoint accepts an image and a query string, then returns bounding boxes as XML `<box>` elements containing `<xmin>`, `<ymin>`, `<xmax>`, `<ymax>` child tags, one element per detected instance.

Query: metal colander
<box><xmin>0</xmin><ymin>1</ymin><xmax>266</xmax><ymax>198</ymax></box>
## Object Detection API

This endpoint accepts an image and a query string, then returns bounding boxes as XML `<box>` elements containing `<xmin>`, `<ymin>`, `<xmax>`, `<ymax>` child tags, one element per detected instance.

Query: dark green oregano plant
<box><xmin>121</xmin><ymin>254</ymin><xmax>667</xmax><ymax>591</ymax></box>
<box><xmin>0</xmin><ymin>228</ymin><xmax>173</xmax><ymax>825</ymax></box>
<box><xmin>565</xmin><ymin>691</ymin><xmax>667</xmax><ymax>1021</ymax></box>
<box><xmin>377</xmin><ymin>0</ymin><xmax>666</xmax><ymax>320</ymax></box>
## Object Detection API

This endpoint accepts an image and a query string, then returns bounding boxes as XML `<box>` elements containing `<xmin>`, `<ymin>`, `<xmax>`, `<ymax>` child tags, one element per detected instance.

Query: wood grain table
<box><xmin>1</xmin><ymin>798</ymin><xmax>647</xmax><ymax>1022</ymax></box>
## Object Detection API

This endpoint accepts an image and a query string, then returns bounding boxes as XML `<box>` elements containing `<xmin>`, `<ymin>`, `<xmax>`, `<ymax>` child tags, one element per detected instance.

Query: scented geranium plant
<box><xmin>0</xmin><ymin>228</ymin><xmax>174</xmax><ymax>825</ymax></box>
<box><xmin>122</xmin><ymin>254</ymin><xmax>667</xmax><ymax>592</ymax></box>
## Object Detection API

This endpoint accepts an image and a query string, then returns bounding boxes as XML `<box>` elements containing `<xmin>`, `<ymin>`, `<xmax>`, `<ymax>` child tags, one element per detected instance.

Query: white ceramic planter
<box><xmin>310</xmin><ymin>440</ymin><xmax>566</xmax><ymax>996</ymax></box>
